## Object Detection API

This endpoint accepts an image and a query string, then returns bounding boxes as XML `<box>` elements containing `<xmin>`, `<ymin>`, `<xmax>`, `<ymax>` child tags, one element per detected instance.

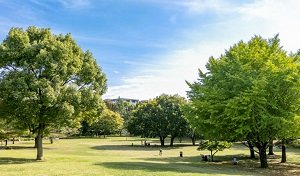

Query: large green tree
<box><xmin>156</xmin><ymin>94</ymin><xmax>188</xmax><ymax>146</ymax></box>
<box><xmin>0</xmin><ymin>26</ymin><xmax>107</xmax><ymax>160</ymax></box>
<box><xmin>187</xmin><ymin>35</ymin><xmax>300</xmax><ymax>168</ymax></box>
<box><xmin>128</xmin><ymin>94</ymin><xmax>188</xmax><ymax>146</ymax></box>
<box><xmin>127</xmin><ymin>100</ymin><xmax>163</xmax><ymax>143</ymax></box>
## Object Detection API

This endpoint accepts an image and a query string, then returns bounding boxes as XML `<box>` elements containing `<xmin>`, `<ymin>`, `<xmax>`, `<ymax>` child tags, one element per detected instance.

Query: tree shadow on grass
<box><xmin>142</xmin><ymin>154</ymin><xmax>251</xmax><ymax>163</ymax></box>
<box><xmin>0</xmin><ymin>157</ymin><xmax>36</xmax><ymax>165</ymax></box>
<box><xmin>98</xmin><ymin>154</ymin><xmax>300</xmax><ymax>176</ymax></box>
<box><xmin>0</xmin><ymin>146</ymin><xmax>35</xmax><ymax>150</ymax></box>
<box><xmin>91</xmin><ymin>144</ymin><xmax>194</xmax><ymax>151</ymax></box>
<box><xmin>0</xmin><ymin>145</ymin><xmax>54</xmax><ymax>150</ymax></box>
<box><xmin>97</xmin><ymin>161</ymin><xmax>254</xmax><ymax>175</ymax></box>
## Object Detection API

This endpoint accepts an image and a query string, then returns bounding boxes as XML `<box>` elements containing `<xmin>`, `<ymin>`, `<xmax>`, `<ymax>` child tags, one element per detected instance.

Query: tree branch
<box><xmin>29</xmin><ymin>65</ymin><xmax>38</xmax><ymax>78</ymax></box>
<box><xmin>242</xmin><ymin>141</ymin><xmax>259</xmax><ymax>154</ymax></box>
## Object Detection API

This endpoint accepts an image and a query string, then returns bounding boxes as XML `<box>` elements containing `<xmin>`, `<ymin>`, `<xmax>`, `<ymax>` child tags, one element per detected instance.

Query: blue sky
<box><xmin>1</xmin><ymin>0</ymin><xmax>300</xmax><ymax>100</ymax></box>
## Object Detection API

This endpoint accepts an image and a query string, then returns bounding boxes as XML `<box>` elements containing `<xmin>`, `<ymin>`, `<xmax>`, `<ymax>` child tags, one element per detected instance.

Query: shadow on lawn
<box><xmin>0</xmin><ymin>157</ymin><xmax>36</xmax><ymax>165</ymax></box>
<box><xmin>91</xmin><ymin>144</ymin><xmax>194</xmax><ymax>151</ymax></box>
<box><xmin>0</xmin><ymin>146</ymin><xmax>35</xmax><ymax>150</ymax></box>
<box><xmin>97</xmin><ymin>160</ymin><xmax>251</xmax><ymax>175</ymax></box>
<box><xmin>142</xmin><ymin>154</ymin><xmax>252</xmax><ymax>163</ymax></box>
<box><xmin>98</xmin><ymin>155</ymin><xmax>300</xmax><ymax>176</ymax></box>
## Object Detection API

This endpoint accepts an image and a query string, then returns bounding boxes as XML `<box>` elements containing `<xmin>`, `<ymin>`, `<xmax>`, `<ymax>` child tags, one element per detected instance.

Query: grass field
<box><xmin>0</xmin><ymin>137</ymin><xmax>299</xmax><ymax>176</ymax></box>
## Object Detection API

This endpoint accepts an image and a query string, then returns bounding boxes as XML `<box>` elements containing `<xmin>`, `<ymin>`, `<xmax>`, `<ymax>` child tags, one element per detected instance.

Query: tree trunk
<box><xmin>5</xmin><ymin>139</ymin><xmax>8</xmax><ymax>146</ymax></box>
<box><xmin>210</xmin><ymin>150</ymin><xmax>214</xmax><ymax>162</ymax></box>
<box><xmin>12</xmin><ymin>137</ymin><xmax>15</xmax><ymax>144</ymax></box>
<box><xmin>170</xmin><ymin>136</ymin><xmax>175</xmax><ymax>147</ymax></box>
<box><xmin>159</xmin><ymin>136</ymin><xmax>165</xmax><ymax>146</ymax></box>
<box><xmin>36</xmin><ymin>124</ymin><xmax>45</xmax><ymax>160</ymax></box>
<box><xmin>34</xmin><ymin>137</ymin><xmax>38</xmax><ymax>148</ymax></box>
<box><xmin>281</xmin><ymin>143</ymin><xmax>286</xmax><ymax>163</ymax></box>
<box><xmin>249</xmin><ymin>142</ymin><xmax>255</xmax><ymax>159</ymax></box>
<box><xmin>191</xmin><ymin>136</ymin><xmax>196</xmax><ymax>146</ymax></box>
<box><xmin>268</xmin><ymin>140</ymin><xmax>274</xmax><ymax>155</ymax></box>
<box><xmin>259</xmin><ymin>146</ymin><xmax>268</xmax><ymax>168</ymax></box>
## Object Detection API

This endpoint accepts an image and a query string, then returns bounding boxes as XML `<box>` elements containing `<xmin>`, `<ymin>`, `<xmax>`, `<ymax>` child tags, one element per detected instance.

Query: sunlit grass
<box><xmin>0</xmin><ymin>137</ymin><xmax>299</xmax><ymax>176</ymax></box>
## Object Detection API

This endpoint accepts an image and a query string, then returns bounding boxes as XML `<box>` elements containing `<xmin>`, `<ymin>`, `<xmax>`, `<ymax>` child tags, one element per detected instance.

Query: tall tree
<box><xmin>0</xmin><ymin>27</ymin><xmax>107</xmax><ymax>160</ymax></box>
<box><xmin>156</xmin><ymin>95</ymin><xmax>188</xmax><ymax>147</ymax></box>
<box><xmin>187</xmin><ymin>35</ymin><xmax>300</xmax><ymax>168</ymax></box>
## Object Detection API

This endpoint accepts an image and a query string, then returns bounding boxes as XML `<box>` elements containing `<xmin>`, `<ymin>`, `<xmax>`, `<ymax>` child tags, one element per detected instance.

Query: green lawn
<box><xmin>0</xmin><ymin>137</ymin><xmax>299</xmax><ymax>176</ymax></box>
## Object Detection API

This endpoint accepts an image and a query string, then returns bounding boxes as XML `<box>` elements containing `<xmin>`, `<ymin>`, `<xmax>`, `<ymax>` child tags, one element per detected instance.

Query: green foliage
<box><xmin>186</xmin><ymin>35</ymin><xmax>300</xmax><ymax>167</ymax></box>
<box><xmin>127</xmin><ymin>100</ymin><xmax>159</xmax><ymax>138</ymax></box>
<box><xmin>290</xmin><ymin>139</ymin><xmax>300</xmax><ymax>148</ymax></box>
<box><xmin>198</xmin><ymin>140</ymin><xmax>232</xmax><ymax>161</ymax></box>
<box><xmin>128</xmin><ymin>94</ymin><xmax>188</xmax><ymax>146</ymax></box>
<box><xmin>0</xmin><ymin>118</ymin><xmax>27</xmax><ymax>141</ymax></box>
<box><xmin>90</xmin><ymin>109</ymin><xmax>124</xmax><ymax>136</ymax></box>
<box><xmin>105</xmin><ymin>98</ymin><xmax>135</xmax><ymax>122</ymax></box>
<box><xmin>0</xmin><ymin>26</ymin><xmax>107</xmax><ymax>159</ymax></box>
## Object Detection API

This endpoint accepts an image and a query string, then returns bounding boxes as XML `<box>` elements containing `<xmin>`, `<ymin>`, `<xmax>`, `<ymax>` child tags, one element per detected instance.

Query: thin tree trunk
<box><xmin>34</xmin><ymin>137</ymin><xmax>38</xmax><ymax>148</ymax></box>
<box><xmin>281</xmin><ymin>142</ymin><xmax>286</xmax><ymax>163</ymax></box>
<box><xmin>36</xmin><ymin>124</ymin><xmax>44</xmax><ymax>160</ymax></box>
<box><xmin>259</xmin><ymin>146</ymin><xmax>268</xmax><ymax>168</ymax></box>
<box><xmin>12</xmin><ymin>137</ymin><xmax>15</xmax><ymax>144</ymax></box>
<box><xmin>159</xmin><ymin>136</ymin><xmax>165</xmax><ymax>146</ymax></box>
<box><xmin>249</xmin><ymin>142</ymin><xmax>255</xmax><ymax>159</ymax></box>
<box><xmin>268</xmin><ymin>140</ymin><xmax>274</xmax><ymax>155</ymax></box>
<box><xmin>191</xmin><ymin>136</ymin><xmax>196</xmax><ymax>146</ymax></box>
<box><xmin>5</xmin><ymin>139</ymin><xmax>7</xmax><ymax>146</ymax></box>
<box><xmin>210</xmin><ymin>150</ymin><xmax>213</xmax><ymax>162</ymax></box>
<box><xmin>170</xmin><ymin>136</ymin><xmax>175</xmax><ymax>146</ymax></box>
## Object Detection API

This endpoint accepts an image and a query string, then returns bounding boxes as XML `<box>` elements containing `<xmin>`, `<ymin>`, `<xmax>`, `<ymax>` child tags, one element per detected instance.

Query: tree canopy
<box><xmin>0</xmin><ymin>26</ymin><xmax>107</xmax><ymax>160</ymax></box>
<box><xmin>90</xmin><ymin>108</ymin><xmax>124</xmax><ymax>137</ymax></box>
<box><xmin>186</xmin><ymin>35</ymin><xmax>300</xmax><ymax>168</ymax></box>
<box><xmin>128</xmin><ymin>94</ymin><xmax>188</xmax><ymax>146</ymax></box>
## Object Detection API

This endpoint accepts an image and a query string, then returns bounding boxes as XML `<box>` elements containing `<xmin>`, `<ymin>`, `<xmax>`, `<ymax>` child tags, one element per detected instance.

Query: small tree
<box><xmin>90</xmin><ymin>109</ymin><xmax>124</xmax><ymax>137</ymax></box>
<box><xmin>198</xmin><ymin>140</ymin><xmax>232</xmax><ymax>162</ymax></box>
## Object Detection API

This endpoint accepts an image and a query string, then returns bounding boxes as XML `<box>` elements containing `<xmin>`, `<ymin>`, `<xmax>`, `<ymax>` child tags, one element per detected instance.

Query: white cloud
<box><xmin>103</xmin><ymin>41</ymin><xmax>229</xmax><ymax>100</ymax></box>
<box><xmin>57</xmin><ymin>0</ymin><xmax>91</xmax><ymax>9</ymax></box>
<box><xmin>103</xmin><ymin>0</ymin><xmax>300</xmax><ymax>100</ymax></box>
